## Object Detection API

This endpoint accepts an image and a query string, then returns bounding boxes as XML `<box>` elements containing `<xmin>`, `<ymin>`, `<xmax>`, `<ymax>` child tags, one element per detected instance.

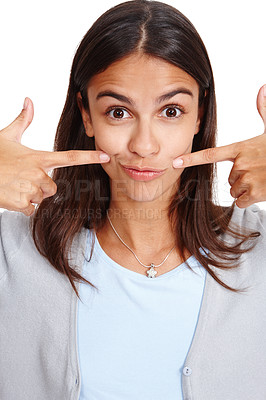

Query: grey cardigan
<box><xmin>1</xmin><ymin>204</ymin><xmax>266</xmax><ymax>400</ymax></box>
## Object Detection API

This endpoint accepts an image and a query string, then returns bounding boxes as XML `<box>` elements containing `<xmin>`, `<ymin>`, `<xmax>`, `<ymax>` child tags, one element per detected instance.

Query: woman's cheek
<box><xmin>167</xmin><ymin>134</ymin><xmax>194</xmax><ymax>160</ymax></box>
<box><xmin>93</xmin><ymin>132</ymin><xmax>121</xmax><ymax>156</ymax></box>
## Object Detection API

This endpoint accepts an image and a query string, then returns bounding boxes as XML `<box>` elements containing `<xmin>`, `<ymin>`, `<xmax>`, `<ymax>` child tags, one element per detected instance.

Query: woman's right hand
<box><xmin>0</xmin><ymin>98</ymin><xmax>110</xmax><ymax>216</ymax></box>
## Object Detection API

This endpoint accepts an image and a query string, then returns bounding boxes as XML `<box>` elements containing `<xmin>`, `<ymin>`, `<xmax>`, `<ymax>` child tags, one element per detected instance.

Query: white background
<box><xmin>0</xmin><ymin>0</ymin><xmax>265</xmax><ymax>208</ymax></box>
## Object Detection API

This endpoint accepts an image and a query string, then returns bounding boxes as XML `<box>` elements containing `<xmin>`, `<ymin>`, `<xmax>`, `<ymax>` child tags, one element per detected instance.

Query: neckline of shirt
<box><xmin>88</xmin><ymin>230</ymin><xmax>203</xmax><ymax>282</ymax></box>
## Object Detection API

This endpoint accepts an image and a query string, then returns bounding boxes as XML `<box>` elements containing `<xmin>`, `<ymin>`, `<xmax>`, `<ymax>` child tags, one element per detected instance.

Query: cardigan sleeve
<box><xmin>0</xmin><ymin>211</ymin><xmax>32</xmax><ymax>282</ymax></box>
<box><xmin>229</xmin><ymin>204</ymin><xmax>266</xmax><ymax>235</ymax></box>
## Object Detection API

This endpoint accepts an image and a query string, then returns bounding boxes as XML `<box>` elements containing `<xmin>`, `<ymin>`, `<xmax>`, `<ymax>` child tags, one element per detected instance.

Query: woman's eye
<box><xmin>160</xmin><ymin>106</ymin><xmax>182</xmax><ymax>118</ymax></box>
<box><xmin>106</xmin><ymin>108</ymin><xmax>131</xmax><ymax>119</ymax></box>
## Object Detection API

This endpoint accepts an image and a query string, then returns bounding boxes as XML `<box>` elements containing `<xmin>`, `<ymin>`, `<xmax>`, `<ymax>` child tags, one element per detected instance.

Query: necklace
<box><xmin>106</xmin><ymin>210</ymin><xmax>175</xmax><ymax>278</ymax></box>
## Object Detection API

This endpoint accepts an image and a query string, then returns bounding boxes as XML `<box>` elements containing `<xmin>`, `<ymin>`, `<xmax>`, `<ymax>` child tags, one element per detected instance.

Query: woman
<box><xmin>1</xmin><ymin>1</ymin><xmax>266</xmax><ymax>399</ymax></box>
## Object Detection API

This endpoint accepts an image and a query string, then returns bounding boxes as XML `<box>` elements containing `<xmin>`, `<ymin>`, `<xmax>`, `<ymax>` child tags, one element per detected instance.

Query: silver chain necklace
<box><xmin>106</xmin><ymin>210</ymin><xmax>175</xmax><ymax>278</ymax></box>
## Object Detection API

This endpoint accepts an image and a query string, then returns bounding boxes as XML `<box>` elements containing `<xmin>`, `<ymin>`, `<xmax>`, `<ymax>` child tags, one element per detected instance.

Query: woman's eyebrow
<box><xmin>96</xmin><ymin>88</ymin><xmax>193</xmax><ymax>105</ymax></box>
<box><xmin>158</xmin><ymin>88</ymin><xmax>193</xmax><ymax>103</ymax></box>
<box><xmin>96</xmin><ymin>91</ymin><xmax>135</xmax><ymax>105</ymax></box>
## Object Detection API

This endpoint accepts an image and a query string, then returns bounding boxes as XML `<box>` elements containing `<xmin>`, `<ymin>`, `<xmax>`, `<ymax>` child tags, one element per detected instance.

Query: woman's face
<box><xmin>79</xmin><ymin>53</ymin><xmax>202</xmax><ymax>204</ymax></box>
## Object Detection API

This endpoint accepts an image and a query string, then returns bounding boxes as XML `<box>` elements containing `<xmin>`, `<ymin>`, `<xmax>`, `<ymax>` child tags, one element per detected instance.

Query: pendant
<box><xmin>147</xmin><ymin>263</ymin><xmax>157</xmax><ymax>278</ymax></box>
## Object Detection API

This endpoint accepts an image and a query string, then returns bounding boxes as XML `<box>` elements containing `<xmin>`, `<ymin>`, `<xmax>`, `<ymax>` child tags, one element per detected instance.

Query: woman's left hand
<box><xmin>172</xmin><ymin>85</ymin><xmax>266</xmax><ymax>208</ymax></box>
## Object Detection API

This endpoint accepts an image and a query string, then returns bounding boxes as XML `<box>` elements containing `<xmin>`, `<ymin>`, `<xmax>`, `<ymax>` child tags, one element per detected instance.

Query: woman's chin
<box><xmin>111</xmin><ymin>183</ymin><xmax>173</xmax><ymax>204</ymax></box>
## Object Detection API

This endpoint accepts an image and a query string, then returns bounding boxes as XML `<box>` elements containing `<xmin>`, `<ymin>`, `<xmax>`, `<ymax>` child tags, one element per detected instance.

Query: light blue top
<box><xmin>78</xmin><ymin>230</ymin><xmax>207</xmax><ymax>400</ymax></box>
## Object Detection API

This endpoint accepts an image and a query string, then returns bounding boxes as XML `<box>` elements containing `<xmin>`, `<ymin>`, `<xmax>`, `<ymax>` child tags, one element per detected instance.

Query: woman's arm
<box><xmin>0</xmin><ymin>98</ymin><xmax>110</xmax><ymax>216</ymax></box>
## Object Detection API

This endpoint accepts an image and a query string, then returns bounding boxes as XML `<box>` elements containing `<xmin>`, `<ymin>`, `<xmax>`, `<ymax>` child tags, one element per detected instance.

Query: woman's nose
<box><xmin>128</xmin><ymin>120</ymin><xmax>159</xmax><ymax>157</ymax></box>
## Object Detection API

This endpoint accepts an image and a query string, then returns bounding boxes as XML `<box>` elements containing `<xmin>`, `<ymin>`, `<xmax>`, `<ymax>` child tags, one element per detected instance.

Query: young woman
<box><xmin>1</xmin><ymin>1</ymin><xmax>266</xmax><ymax>399</ymax></box>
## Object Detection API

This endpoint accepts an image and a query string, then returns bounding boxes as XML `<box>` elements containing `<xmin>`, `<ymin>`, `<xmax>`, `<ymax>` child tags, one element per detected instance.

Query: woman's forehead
<box><xmin>87</xmin><ymin>53</ymin><xmax>199</xmax><ymax>98</ymax></box>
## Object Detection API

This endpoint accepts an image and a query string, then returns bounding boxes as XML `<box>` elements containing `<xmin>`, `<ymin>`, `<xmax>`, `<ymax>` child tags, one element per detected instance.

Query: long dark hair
<box><xmin>31</xmin><ymin>0</ymin><xmax>259</xmax><ymax>297</ymax></box>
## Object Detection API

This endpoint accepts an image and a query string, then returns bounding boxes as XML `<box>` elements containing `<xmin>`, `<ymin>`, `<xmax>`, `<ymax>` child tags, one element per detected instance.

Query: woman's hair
<box><xmin>31</xmin><ymin>0</ymin><xmax>259</xmax><ymax>297</ymax></box>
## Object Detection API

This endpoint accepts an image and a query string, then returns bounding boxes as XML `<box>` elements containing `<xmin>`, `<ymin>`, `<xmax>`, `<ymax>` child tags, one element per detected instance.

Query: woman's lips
<box><xmin>121</xmin><ymin>164</ymin><xmax>166</xmax><ymax>181</ymax></box>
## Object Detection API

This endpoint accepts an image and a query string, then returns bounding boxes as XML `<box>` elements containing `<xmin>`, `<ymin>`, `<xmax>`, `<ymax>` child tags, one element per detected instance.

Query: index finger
<box><xmin>37</xmin><ymin>149</ymin><xmax>110</xmax><ymax>171</ymax></box>
<box><xmin>173</xmin><ymin>142</ymin><xmax>238</xmax><ymax>168</ymax></box>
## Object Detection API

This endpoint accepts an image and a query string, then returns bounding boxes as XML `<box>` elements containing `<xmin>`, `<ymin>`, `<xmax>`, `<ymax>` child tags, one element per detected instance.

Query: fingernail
<box><xmin>263</xmin><ymin>85</ymin><xmax>266</xmax><ymax>97</ymax></box>
<box><xmin>23</xmin><ymin>98</ymin><xmax>29</xmax><ymax>110</ymax></box>
<box><xmin>173</xmin><ymin>158</ymin><xmax>184</xmax><ymax>168</ymax></box>
<box><xmin>100</xmin><ymin>152</ymin><xmax>110</xmax><ymax>162</ymax></box>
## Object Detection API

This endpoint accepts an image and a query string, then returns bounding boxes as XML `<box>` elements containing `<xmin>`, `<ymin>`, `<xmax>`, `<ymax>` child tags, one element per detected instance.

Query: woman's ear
<box><xmin>76</xmin><ymin>92</ymin><xmax>94</xmax><ymax>137</ymax></box>
<box><xmin>195</xmin><ymin>105</ymin><xmax>204</xmax><ymax>135</ymax></box>
<box><xmin>195</xmin><ymin>90</ymin><xmax>207</xmax><ymax>135</ymax></box>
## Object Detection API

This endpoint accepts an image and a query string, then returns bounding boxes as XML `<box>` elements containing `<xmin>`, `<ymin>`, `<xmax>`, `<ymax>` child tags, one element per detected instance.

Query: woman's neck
<box><xmin>96</xmin><ymin>198</ymin><xmax>192</xmax><ymax>277</ymax></box>
<box><xmin>101</xmin><ymin>199</ymin><xmax>176</xmax><ymax>256</ymax></box>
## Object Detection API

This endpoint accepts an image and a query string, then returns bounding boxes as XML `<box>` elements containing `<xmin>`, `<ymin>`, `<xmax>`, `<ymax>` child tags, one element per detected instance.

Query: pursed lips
<box><xmin>121</xmin><ymin>164</ymin><xmax>166</xmax><ymax>173</ymax></box>
<box><xmin>120</xmin><ymin>164</ymin><xmax>167</xmax><ymax>182</ymax></box>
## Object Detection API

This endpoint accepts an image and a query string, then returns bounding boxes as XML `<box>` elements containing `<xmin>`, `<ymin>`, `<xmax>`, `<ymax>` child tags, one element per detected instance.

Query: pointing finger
<box><xmin>173</xmin><ymin>142</ymin><xmax>238</xmax><ymax>168</ymax></box>
<box><xmin>37</xmin><ymin>149</ymin><xmax>110</xmax><ymax>171</ymax></box>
